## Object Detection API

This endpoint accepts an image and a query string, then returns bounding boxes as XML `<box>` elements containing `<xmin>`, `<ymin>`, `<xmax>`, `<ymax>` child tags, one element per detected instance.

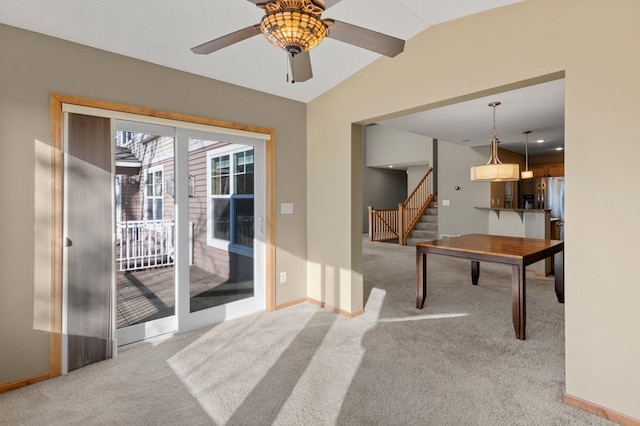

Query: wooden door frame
<box><xmin>49</xmin><ymin>93</ymin><xmax>276</xmax><ymax>378</ymax></box>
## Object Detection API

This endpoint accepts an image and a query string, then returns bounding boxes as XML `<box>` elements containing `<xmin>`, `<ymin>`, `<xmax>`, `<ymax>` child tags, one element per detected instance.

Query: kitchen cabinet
<box><xmin>529</xmin><ymin>163</ymin><xmax>564</xmax><ymax>177</ymax></box>
<box><xmin>490</xmin><ymin>181</ymin><xmax>518</xmax><ymax>208</ymax></box>
<box><xmin>551</xmin><ymin>219</ymin><xmax>563</xmax><ymax>240</ymax></box>
<box><xmin>547</xmin><ymin>163</ymin><xmax>564</xmax><ymax>177</ymax></box>
<box><xmin>529</xmin><ymin>165</ymin><xmax>547</xmax><ymax>178</ymax></box>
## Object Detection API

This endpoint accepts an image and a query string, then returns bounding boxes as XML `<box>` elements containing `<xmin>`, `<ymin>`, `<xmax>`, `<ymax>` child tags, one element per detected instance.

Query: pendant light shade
<box><xmin>470</xmin><ymin>102</ymin><xmax>520</xmax><ymax>182</ymax></box>
<box><xmin>471</xmin><ymin>163</ymin><xmax>520</xmax><ymax>181</ymax></box>
<box><xmin>521</xmin><ymin>130</ymin><xmax>534</xmax><ymax>179</ymax></box>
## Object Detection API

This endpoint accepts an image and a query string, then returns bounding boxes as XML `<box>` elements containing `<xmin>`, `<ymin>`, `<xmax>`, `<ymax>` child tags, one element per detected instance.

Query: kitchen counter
<box><xmin>475</xmin><ymin>207</ymin><xmax>550</xmax><ymax>220</ymax></box>
<box><xmin>475</xmin><ymin>207</ymin><xmax>550</xmax><ymax>212</ymax></box>
<box><xmin>475</xmin><ymin>207</ymin><xmax>552</xmax><ymax>275</ymax></box>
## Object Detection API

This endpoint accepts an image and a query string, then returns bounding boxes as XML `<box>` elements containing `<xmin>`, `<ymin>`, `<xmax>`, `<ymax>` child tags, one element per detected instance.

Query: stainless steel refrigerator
<box><xmin>519</xmin><ymin>177</ymin><xmax>565</xmax><ymax>239</ymax></box>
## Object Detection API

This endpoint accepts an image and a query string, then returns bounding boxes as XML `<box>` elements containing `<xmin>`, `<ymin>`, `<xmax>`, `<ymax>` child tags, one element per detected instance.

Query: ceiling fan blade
<box><xmin>288</xmin><ymin>51</ymin><xmax>313</xmax><ymax>83</ymax></box>
<box><xmin>191</xmin><ymin>24</ymin><xmax>261</xmax><ymax>55</ymax></box>
<box><xmin>325</xmin><ymin>19</ymin><xmax>404</xmax><ymax>57</ymax></box>
<box><xmin>314</xmin><ymin>0</ymin><xmax>342</xmax><ymax>8</ymax></box>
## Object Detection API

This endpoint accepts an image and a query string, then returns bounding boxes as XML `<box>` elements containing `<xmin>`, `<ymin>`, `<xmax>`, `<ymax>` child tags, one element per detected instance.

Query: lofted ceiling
<box><xmin>0</xmin><ymin>0</ymin><xmax>522</xmax><ymax>103</ymax></box>
<box><xmin>1</xmin><ymin>0</ymin><xmax>563</xmax><ymax>157</ymax></box>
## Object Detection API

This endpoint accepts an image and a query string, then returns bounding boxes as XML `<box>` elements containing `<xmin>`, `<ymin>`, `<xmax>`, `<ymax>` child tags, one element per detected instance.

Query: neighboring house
<box><xmin>114</xmin><ymin>131</ymin><xmax>254</xmax><ymax>283</ymax></box>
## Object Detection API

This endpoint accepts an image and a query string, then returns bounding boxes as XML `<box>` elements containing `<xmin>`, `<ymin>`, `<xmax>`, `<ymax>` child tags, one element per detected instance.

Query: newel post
<box><xmin>368</xmin><ymin>206</ymin><xmax>373</xmax><ymax>241</ymax></box>
<box><xmin>397</xmin><ymin>202</ymin><xmax>405</xmax><ymax>245</ymax></box>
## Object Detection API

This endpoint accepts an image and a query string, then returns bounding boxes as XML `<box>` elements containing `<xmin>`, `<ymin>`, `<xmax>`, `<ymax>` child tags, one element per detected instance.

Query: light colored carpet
<box><xmin>0</xmin><ymin>237</ymin><xmax>613</xmax><ymax>425</ymax></box>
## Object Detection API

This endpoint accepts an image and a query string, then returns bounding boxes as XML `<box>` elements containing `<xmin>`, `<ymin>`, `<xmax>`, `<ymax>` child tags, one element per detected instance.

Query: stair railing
<box><xmin>368</xmin><ymin>167</ymin><xmax>433</xmax><ymax>245</ymax></box>
<box><xmin>398</xmin><ymin>167</ymin><xmax>433</xmax><ymax>245</ymax></box>
<box><xmin>368</xmin><ymin>206</ymin><xmax>399</xmax><ymax>242</ymax></box>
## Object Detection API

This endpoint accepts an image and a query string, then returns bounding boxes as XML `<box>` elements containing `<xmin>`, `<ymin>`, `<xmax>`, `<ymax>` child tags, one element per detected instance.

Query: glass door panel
<box><xmin>187</xmin><ymin>138</ymin><xmax>255</xmax><ymax>313</ymax></box>
<box><xmin>114</xmin><ymin>124</ymin><xmax>176</xmax><ymax>346</ymax></box>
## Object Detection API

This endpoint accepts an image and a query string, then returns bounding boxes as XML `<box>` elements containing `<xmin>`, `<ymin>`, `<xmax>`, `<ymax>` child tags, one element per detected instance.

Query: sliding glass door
<box><xmin>177</xmin><ymin>128</ymin><xmax>265</xmax><ymax>331</ymax></box>
<box><xmin>63</xmin><ymin>110</ymin><xmax>267</xmax><ymax>356</ymax></box>
<box><xmin>114</xmin><ymin>121</ymin><xmax>177</xmax><ymax>347</ymax></box>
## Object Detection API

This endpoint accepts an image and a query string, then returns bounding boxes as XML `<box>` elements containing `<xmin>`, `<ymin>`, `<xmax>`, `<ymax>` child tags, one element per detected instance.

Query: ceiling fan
<box><xmin>191</xmin><ymin>0</ymin><xmax>405</xmax><ymax>83</ymax></box>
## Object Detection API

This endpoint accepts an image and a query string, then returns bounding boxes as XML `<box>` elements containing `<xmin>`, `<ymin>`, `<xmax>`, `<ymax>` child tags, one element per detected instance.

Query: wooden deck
<box><xmin>117</xmin><ymin>265</ymin><xmax>253</xmax><ymax>328</ymax></box>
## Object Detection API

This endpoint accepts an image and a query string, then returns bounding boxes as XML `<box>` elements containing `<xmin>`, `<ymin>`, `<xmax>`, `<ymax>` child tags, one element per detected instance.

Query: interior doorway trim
<box><xmin>49</xmin><ymin>93</ymin><xmax>276</xmax><ymax>378</ymax></box>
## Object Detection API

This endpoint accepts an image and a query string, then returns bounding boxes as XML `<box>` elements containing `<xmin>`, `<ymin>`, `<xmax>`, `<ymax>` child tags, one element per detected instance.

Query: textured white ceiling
<box><xmin>0</xmin><ymin>0</ymin><xmax>522</xmax><ymax>103</ymax></box>
<box><xmin>379</xmin><ymin>79</ymin><xmax>566</xmax><ymax>157</ymax></box>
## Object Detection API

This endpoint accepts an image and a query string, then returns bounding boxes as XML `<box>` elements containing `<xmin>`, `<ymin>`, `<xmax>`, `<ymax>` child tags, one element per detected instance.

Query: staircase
<box><xmin>406</xmin><ymin>199</ymin><xmax>438</xmax><ymax>246</ymax></box>
<box><xmin>368</xmin><ymin>167</ymin><xmax>434</xmax><ymax>246</ymax></box>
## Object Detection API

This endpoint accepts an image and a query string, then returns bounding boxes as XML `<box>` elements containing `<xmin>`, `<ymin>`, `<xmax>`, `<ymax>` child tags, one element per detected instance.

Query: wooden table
<box><xmin>416</xmin><ymin>234</ymin><xmax>564</xmax><ymax>340</ymax></box>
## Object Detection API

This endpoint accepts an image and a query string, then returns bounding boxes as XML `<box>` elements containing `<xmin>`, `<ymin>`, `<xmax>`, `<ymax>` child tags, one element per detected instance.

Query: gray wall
<box><xmin>362</xmin><ymin>167</ymin><xmax>407</xmax><ymax>233</ymax></box>
<box><xmin>406</xmin><ymin>165</ymin><xmax>431</xmax><ymax>197</ymax></box>
<box><xmin>363</xmin><ymin>124</ymin><xmax>431</xmax><ymax>233</ymax></box>
<box><xmin>365</xmin><ymin>124</ymin><xmax>432</xmax><ymax>168</ymax></box>
<box><xmin>0</xmin><ymin>24</ymin><xmax>307</xmax><ymax>384</ymax></box>
<box><xmin>437</xmin><ymin>141</ymin><xmax>490</xmax><ymax>238</ymax></box>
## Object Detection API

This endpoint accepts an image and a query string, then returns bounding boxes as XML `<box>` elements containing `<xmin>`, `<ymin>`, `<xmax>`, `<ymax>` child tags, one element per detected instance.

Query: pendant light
<box><xmin>470</xmin><ymin>102</ymin><xmax>520</xmax><ymax>182</ymax></box>
<box><xmin>521</xmin><ymin>130</ymin><xmax>534</xmax><ymax>179</ymax></box>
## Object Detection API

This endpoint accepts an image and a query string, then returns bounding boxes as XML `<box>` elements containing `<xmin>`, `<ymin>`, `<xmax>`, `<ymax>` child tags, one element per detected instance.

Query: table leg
<box><xmin>471</xmin><ymin>261</ymin><xmax>480</xmax><ymax>285</ymax></box>
<box><xmin>511</xmin><ymin>264</ymin><xmax>526</xmax><ymax>340</ymax></box>
<box><xmin>416</xmin><ymin>250</ymin><xmax>427</xmax><ymax>309</ymax></box>
<box><xmin>554</xmin><ymin>250</ymin><xmax>564</xmax><ymax>303</ymax></box>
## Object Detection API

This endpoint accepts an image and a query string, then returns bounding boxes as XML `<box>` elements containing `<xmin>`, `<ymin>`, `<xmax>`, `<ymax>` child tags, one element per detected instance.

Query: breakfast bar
<box><xmin>416</xmin><ymin>234</ymin><xmax>564</xmax><ymax>340</ymax></box>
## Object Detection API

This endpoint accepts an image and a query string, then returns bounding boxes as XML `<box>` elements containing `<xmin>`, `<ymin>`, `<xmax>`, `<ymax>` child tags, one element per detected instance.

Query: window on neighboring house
<box><xmin>145</xmin><ymin>166</ymin><xmax>164</xmax><ymax>221</ymax></box>
<box><xmin>207</xmin><ymin>146</ymin><xmax>254</xmax><ymax>255</ymax></box>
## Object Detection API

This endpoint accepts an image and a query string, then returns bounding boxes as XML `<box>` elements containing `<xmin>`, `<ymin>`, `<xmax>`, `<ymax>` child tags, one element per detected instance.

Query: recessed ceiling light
<box><xmin>389</xmin><ymin>165</ymin><xmax>394</xmax><ymax>168</ymax></box>
<box><xmin>536</xmin><ymin>139</ymin><xmax>545</xmax><ymax>143</ymax></box>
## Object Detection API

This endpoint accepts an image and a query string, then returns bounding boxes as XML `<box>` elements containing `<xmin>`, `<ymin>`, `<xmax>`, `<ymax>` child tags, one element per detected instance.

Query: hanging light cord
<box><xmin>487</xmin><ymin>102</ymin><xmax>502</xmax><ymax>165</ymax></box>
<box><xmin>524</xmin><ymin>131</ymin><xmax>530</xmax><ymax>171</ymax></box>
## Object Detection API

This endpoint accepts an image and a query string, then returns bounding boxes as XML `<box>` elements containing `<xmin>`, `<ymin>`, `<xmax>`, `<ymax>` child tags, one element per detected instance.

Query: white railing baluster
<box><xmin>115</xmin><ymin>220</ymin><xmax>177</xmax><ymax>272</ymax></box>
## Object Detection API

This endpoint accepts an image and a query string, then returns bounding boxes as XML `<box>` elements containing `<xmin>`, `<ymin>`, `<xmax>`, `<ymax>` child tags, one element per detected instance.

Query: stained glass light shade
<box><xmin>260</xmin><ymin>10</ymin><xmax>327</xmax><ymax>53</ymax></box>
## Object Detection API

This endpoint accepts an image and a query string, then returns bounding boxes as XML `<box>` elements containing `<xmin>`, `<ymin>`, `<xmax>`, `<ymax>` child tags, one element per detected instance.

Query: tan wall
<box><xmin>0</xmin><ymin>24</ymin><xmax>308</xmax><ymax>384</ymax></box>
<box><xmin>307</xmin><ymin>0</ymin><xmax>640</xmax><ymax>419</ymax></box>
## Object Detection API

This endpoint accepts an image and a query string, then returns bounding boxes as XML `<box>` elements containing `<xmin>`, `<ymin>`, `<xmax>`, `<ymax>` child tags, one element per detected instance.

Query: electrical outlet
<box><xmin>280</xmin><ymin>272</ymin><xmax>287</xmax><ymax>284</ymax></box>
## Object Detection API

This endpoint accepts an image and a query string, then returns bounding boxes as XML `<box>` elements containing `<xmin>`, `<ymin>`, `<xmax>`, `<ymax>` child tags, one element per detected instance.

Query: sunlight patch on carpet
<box><xmin>273</xmin><ymin>287</ymin><xmax>386</xmax><ymax>424</ymax></box>
<box><xmin>166</xmin><ymin>289</ymin><xmax>387</xmax><ymax>424</ymax></box>
<box><xmin>379</xmin><ymin>312</ymin><xmax>469</xmax><ymax>322</ymax></box>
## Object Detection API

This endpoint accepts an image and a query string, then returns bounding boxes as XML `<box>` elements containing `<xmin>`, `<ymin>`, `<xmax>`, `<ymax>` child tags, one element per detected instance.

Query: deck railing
<box><xmin>368</xmin><ymin>167</ymin><xmax>433</xmax><ymax>245</ymax></box>
<box><xmin>116</xmin><ymin>220</ymin><xmax>175</xmax><ymax>271</ymax></box>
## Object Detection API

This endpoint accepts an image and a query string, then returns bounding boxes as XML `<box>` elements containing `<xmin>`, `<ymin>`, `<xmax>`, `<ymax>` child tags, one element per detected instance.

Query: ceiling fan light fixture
<box><xmin>260</xmin><ymin>9</ymin><xmax>327</xmax><ymax>53</ymax></box>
